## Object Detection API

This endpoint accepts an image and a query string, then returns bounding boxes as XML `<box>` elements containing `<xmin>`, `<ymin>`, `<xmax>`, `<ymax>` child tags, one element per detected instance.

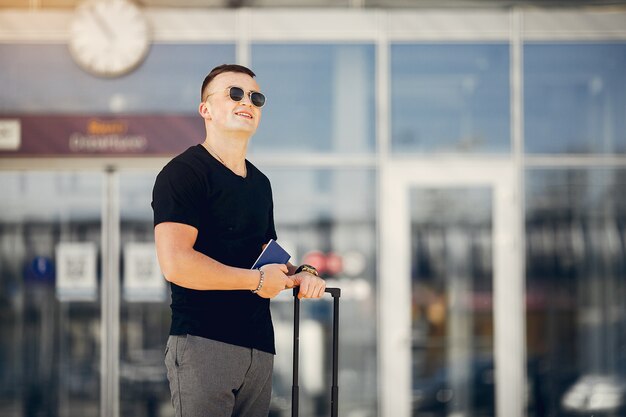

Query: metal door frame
<box><xmin>379</xmin><ymin>158</ymin><xmax>524</xmax><ymax>417</ymax></box>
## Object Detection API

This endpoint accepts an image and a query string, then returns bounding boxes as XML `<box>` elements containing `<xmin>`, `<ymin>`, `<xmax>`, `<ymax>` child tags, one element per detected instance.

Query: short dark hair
<box><xmin>200</xmin><ymin>64</ymin><xmax>256</xmax><ymax>102</ymax></box>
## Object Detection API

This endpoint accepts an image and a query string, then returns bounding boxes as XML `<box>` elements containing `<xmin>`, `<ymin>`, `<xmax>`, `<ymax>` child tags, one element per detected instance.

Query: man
<box><xmin>151</xmin><ymin>64</ymin><xmax>326</xmax><ymax>417</ymax></box>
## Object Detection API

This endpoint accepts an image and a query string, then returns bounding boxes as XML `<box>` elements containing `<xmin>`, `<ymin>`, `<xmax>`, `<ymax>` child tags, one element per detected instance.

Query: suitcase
<box><xmin>291</xmin><ymin>287</ymin><xmax>341</xmax><ymax>417</ymax></box>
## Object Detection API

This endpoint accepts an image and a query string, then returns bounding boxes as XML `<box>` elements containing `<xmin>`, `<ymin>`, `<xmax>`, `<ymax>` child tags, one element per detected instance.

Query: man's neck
<box><xmin>202</xmin><ymin>133</ymin><xmax>249</xmax><ymax>176</ymax></box>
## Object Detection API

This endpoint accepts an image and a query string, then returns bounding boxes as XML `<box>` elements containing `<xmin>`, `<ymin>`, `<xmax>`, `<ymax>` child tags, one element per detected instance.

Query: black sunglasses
<box><xmin>206</xmin><ymin>86</ymin><xmax>266</xmax><ymax>108</ymax></box>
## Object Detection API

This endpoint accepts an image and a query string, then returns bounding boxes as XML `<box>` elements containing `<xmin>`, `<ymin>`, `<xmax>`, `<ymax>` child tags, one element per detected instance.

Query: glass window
<box><xmin>524</xmin><ymin>43</ymin><xmax>626</xmax><ymax>154</ymax></box>
<box><xmin>250</xmin><ymin>44</ymin><xmax>376</xmax><ymax>154</ymax></box>
<box><xmin>525</xmin><ymin>168</ymin><xmax>626</xmax><ymax>417</ymax></box>
<box><xmin>0</xmin><ymin>44</ymin><xmax>235</xmax><ymax>114</ymax></box>
<box><xmin>410</xmin><ymin>187</ymin><xmax>495</xmax><ymax>417</ymax></box>
<box><xmin>262</xmin><ymin>167</ymin><xmax>377</xmax><ymax>416</ymax></box>
<box><xmin>0</xmin><ymin>172</ymin><xmax>103</xmax><ymax>417</ymax></box>
<box><xmin>391</xmin><ymin>43</ymin><xmax>510</xmax><ymax>154</ymax></box>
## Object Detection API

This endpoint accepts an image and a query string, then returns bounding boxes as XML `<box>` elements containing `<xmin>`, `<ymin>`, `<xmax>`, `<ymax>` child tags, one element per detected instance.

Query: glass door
<box><xmin>409</xmin><ymin>186</ymin><xmax>493</xmax><ymax>417</ymax></box>
<box><xmin>0</xmin><ymin>168</ymin><xmax>170</xmax><ymax>417</ymax></box>
<box><xmin>0</xmin><ymin>171</ymin><xmax>103</xmax><ymax>417</ymax></box>
<box><xmin>380</xmin><ymin>160</ymin><xmax>524</xmax><ymax>417</ymax></box>
<box><xmin>118</xmin><ymin>171</ymin><xmax>171</xmax><ymax>417</ymax></box>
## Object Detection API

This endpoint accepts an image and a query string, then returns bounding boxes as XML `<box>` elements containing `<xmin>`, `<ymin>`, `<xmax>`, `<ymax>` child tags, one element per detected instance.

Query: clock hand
<box><xmin>89</xmin><ymin>7</ymin><xmax>115</xmax><ymax>41</ymax></box>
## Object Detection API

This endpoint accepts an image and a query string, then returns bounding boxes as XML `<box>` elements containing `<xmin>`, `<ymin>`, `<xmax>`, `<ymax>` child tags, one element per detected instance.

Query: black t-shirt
<box><xmin>151</xmin><ymin>144</ymin><xmax>278</xmax><ymax>354</ymax></box>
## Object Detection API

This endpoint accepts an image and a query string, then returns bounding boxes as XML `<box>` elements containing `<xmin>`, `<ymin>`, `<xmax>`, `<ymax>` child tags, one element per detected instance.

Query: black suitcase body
<box><xmin>291</xmin><ymin>287</ymin><xmax>341</xmax><ymax>417</ymax></box>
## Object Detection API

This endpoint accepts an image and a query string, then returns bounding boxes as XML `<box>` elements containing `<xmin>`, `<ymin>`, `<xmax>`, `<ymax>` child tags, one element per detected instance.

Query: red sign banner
<box><xmin>0</xmin><ymin>114</ymin><xmax>204</xmax><ymax>156</ymax></box>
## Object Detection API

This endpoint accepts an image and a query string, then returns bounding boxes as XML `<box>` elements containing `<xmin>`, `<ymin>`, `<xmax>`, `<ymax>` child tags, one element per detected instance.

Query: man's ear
<box><xmin>198</xmin><ymin>101</ymin><xmax>212</xmax><ymax>120</ymax></box>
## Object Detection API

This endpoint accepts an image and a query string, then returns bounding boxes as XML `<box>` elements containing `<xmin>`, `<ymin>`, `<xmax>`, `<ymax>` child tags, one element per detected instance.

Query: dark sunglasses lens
<box><xmin>251</xmin><ymin>92</ymin><xmax>266</xmax><ymax>108</ymax></box>
<box><xmin>229</xmin><ymin>87</ymin><xmax>245</xmax><ymax>102</ymax></box>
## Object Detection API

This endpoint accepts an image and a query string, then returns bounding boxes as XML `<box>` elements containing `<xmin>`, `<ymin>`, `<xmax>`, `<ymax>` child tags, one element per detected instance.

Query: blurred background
<box><xmin>0</xmin><ymin>1</ymin><xmax>625</xmax><ymax>417</ymax></box>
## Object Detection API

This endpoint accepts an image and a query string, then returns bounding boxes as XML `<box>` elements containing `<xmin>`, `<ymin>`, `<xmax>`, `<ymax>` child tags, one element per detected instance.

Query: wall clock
<box><xmin>69</xmin><ymin>0</ymin><xmax>150</xmax><ymax>77</ymax></box>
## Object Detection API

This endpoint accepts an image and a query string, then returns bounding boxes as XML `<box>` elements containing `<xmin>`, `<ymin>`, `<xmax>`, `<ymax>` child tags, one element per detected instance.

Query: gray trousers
<box><xmin>165</xmin><ymin>335</ymin><xmax>274</xmax><ymax>417</ymax></box>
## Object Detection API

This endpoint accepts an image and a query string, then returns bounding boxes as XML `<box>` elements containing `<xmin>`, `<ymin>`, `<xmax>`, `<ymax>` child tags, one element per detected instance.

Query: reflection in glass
<box><xmin>391</xmin><ymin>43</ymin><xmax>510</xmax><ymax>154</ymax></box>
<box><xmin>0</xmin><ymin>44</ymin><xmax>235</xmax><ymax>114</ymax></box>
<box><xmin>526</xmin><ymin>169</ymin><xmax>626</xmax><ymax>417</ymax></box>
<box><xmin>410</xmin><ymin>187</ymin><xmax>494</xmax><ymax>417</ymax></box>
<box><xmin>119</xmin><ymin>172</ymin><xmax>171</xmax><ymax>417</ymax></box>
<box><xmin>0</xmin><ymin>172</ymin><xmax>103</xmax><ymax>417</ymax></box>
<box><xmin>263</xmin><ymin>167</ymin><xmax>377</xmax><ymax>417</ymax></box>
<box><xmin>251</xmin><ymin>44</ymin><xmax>376</xmax><ymax>154</ymax></box>
<box><xmin>524</xmin><ymin>43</ymin><xmax>626</xmax><ymax>154</ymax></box>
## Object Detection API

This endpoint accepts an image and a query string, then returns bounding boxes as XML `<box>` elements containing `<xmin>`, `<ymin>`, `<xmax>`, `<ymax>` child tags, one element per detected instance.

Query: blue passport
<box><xmin>251</xmin><ymin>239</ymin><xmax>291</xmax><ymax>269</ymax></box>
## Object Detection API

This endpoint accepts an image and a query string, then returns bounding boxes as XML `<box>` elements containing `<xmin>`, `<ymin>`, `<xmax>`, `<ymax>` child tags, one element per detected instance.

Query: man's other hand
<box><xmin>257</xmin><ymin>264</ymin><xmax>294</xmax><ymax>299</ymax></box>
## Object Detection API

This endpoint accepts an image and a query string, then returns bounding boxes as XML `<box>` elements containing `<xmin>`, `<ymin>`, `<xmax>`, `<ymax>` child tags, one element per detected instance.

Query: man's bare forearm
<box><xmin>162</xmin><ymin>247</ymin><xmax>258</xmax><ymax>291</ymax></box>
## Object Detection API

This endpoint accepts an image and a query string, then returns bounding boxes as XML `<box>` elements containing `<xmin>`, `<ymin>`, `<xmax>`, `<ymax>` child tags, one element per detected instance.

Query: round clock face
<box><xmin>69</xmin><ymin>0</ymin><xmax>150</xmax><ymax>77</ymax></box>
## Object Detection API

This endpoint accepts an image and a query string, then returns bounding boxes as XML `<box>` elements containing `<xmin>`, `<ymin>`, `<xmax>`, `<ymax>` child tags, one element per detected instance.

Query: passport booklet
<box><xmin>251</xmin><ymin>239</ymin><xmax>291</xmax><ymax>269</ymax></box>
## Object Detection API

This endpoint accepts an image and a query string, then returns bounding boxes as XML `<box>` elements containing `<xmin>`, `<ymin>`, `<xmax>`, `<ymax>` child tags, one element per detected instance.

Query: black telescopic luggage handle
<box><xmin>292</xmin><ymin>287</ymin><xmax>341</xmax><ymax>417</ymax></box>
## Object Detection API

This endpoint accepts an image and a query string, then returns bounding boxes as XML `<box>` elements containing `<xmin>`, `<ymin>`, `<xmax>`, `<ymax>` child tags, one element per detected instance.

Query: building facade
<box><xmin>1</xmin><ymin>3</ymin><xmax>625</xmax><ymax>417</ymax></box>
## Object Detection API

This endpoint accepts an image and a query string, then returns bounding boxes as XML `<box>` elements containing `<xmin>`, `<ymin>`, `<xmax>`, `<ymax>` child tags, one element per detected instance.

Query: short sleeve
<box><xmin>151</xmin><ymin>162</ymin><xmax>204</xmax><ymax>229</ymax></box>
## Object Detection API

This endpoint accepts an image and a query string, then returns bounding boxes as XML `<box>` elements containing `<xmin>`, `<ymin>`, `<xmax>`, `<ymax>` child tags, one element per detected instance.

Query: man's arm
<box><xmin>155</xmin><ymin>222</ymin><xmax>293</xmax><ymax>297</ymax></box>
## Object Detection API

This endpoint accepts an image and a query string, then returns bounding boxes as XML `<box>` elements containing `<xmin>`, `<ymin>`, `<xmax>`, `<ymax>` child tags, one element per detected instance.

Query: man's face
<box><xmin>202</xmin><ymin>71</ymin><xmax>263</xmax><ymax>136</ymax></box>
